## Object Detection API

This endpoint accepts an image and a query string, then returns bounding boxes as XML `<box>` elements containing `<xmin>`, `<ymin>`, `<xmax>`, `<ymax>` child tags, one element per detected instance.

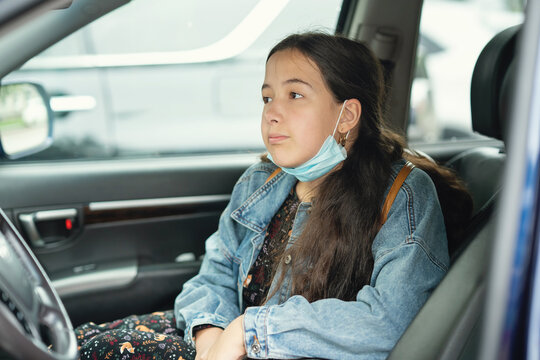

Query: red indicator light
<box><xmin>65</xmin><ymin>219</ymin><xmax>73</xmax><ymax>230</ymax></box>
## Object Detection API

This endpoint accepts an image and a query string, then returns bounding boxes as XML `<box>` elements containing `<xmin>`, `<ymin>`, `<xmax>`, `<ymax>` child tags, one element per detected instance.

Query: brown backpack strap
<box><xmin>380</xmin><ymin>161</ymin><xmax>415</xmax><ymax>226</ymax></box>
<box><xmin>265</xmin><ymin>168</ymin><xmax>282</xmax><ymax>184</ymax></box>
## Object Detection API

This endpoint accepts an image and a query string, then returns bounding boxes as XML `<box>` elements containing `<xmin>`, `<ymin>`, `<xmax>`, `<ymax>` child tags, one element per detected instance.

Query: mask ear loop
<box><xmin>333</xmin><ymin>100</ymin><xmax>350</xmax><ymax>146</ymax></box>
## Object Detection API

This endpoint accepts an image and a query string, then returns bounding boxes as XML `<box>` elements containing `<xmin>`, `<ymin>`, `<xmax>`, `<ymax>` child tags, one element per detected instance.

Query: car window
<box><xmin>409</xmin><ymin>0</ymin><xmax>524</xmax><ymax>144</ymax></box>
<box><xmin>91</xmin><ymin>0</ymin><xmax>260</xmax><ymax>54</ymax></box>
<box><xmin>3</xmin><ymin>0</ymin><xmax>342</xmax><ymax>160</ymax></box>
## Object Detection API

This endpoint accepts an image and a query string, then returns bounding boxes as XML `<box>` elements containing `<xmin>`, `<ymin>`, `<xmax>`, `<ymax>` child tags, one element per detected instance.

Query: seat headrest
<box><xmin>471</xmin><ymin>25</ymin><xmax>520</xmax><ymax>142</ymax></box>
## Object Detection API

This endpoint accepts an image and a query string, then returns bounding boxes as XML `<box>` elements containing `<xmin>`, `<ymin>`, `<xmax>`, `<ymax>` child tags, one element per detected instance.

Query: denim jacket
<box><xmin>174</xmin><ymin>160</ymin><xmax>449</xmax><ymax>359</ymax></box>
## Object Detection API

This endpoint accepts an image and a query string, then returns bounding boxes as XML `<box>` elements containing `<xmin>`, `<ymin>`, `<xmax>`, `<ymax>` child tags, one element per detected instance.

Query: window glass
<box><xmin>3</xmin><ymin>0</ymin><xmax>342</xmax><ymax>160</ymax></box>
<box><xmin>409</xmin><ymin>0</ymin><xmax>523</xmax><ymax>143</ymax></box>
<box><xmin>39</xmin><ymin>31</ymin><xmax>87</xmax><ymax>57</ymax></box>
<box><xmin>90</xmin><ymin>0</ymin><xmax>259</xmax><ymax>54</ymax></box>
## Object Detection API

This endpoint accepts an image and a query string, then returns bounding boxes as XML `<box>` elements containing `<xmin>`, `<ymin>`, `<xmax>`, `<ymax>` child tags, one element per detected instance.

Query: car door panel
<box><xmin>0</xmin><ymin>153</ymin><xmax>258</xmax><ymax>326</ymax></box>
<box><xmin>60</xmin><ymin>260</ymin><xmax>203</xmax><ymax>327</ymax></box>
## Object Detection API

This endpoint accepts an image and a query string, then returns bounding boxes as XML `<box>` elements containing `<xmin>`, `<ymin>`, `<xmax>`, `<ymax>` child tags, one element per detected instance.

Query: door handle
<box><xmin>49</xmin><ymin>95</ymin><xmax>96</xmax><ymax>118</ymax></box>
<box><xmin>19</xmin><ymin>208</ymin><xmax>78</xmax><ymax>248</ymax></box>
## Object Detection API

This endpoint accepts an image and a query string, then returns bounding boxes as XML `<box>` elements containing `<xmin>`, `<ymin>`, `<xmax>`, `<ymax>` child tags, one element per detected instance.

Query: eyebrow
<box><xmin>261</xmin><ymin>78</ymin><xmax>313</xmax><ymax>91</ymax></box>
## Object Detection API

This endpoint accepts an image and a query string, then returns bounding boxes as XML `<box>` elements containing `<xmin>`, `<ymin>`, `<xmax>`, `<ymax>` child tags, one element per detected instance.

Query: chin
<box><xmin>272</xmin><ymin>158</ymin><xmax>301</xmax><ymax>169</ymax></box>
<box><xmin>268</xmin><ymin>149</ymin><xmax>307</xmax><ymax>168</ymax></box>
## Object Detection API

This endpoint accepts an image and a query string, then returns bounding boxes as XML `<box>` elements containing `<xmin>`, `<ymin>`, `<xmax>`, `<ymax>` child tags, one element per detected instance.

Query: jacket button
<box><xmin>251</xmin><ymin>343</ymin><xmax>261</xmax><ymax>354</ymax></box>
<box><xmin>284</xmin><ymin>254</ymin><xmax>292</xmax><ymax>265</ymax></box>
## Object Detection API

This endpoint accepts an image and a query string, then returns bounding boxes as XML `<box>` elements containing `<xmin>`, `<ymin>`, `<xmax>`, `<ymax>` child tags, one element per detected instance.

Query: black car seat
<box><xmin>388</xmin><ymin>25</ymin><xmax>520</xmax><ymax>360</ymax></box>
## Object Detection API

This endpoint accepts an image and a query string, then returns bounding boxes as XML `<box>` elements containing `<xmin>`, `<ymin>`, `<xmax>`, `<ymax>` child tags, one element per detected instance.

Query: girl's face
<box><xmin>261</xmin><ymin>49</ymin><xmax>344</xmax><ymax>168</ymax></box>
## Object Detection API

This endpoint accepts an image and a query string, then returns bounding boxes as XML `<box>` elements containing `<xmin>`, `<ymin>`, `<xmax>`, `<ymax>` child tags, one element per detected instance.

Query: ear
<box><xmin>339</xmin><ymin>98</ymin><xmax>361</xmax><ymax>133</ymax></box>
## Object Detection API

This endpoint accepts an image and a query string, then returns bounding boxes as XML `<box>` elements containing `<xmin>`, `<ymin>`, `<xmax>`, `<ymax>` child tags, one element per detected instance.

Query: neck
<box><xmin>295</xmin><ymin>177</ymin><xmax>323</xmax><ymax>202</ymax></box>
<box><xmin>294</xmin><ymin>161</ymin><xmax>346</xmax><ymax>202</ymax></box>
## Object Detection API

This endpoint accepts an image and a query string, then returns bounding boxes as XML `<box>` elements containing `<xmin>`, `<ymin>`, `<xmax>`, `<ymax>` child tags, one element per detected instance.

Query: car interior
<box><xmin>0</xmin><ymin>0</ymin><xmax>528</xmax><ymax>359</ymax></box>
<box><xmin>389</xmin><ymin>24</ymin><xmax>518</xmax><ymax>359</ymax></box>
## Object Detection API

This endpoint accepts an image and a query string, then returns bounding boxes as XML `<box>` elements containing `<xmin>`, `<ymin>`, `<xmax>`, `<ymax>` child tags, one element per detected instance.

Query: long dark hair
<box><xmin>265</xmin><ymin>33</ymin><xmax>472</xmax><ymax>302</ymax></box>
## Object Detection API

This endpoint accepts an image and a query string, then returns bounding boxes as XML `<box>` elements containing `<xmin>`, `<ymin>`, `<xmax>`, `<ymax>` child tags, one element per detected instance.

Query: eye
<box><xmin>262</xmin><ymin>96</ymin><xmax>272</xmax><ymax>104</ymax></box>
<box><xmin>290</xmin><ymin>92</ymin><xmax>303</xmax><ymax>99</ymax></box>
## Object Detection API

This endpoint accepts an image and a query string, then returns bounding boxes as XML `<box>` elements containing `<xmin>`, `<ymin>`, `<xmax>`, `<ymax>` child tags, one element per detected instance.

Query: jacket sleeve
<box><xmin>242</xmin><ymin>169</ymin><xmax>450</xmax><ymax>360</ymax></box>
<box><xmin>174</xmin><ymin>169</ymin><xmax>256</xmax><ymax>346</ymax></box>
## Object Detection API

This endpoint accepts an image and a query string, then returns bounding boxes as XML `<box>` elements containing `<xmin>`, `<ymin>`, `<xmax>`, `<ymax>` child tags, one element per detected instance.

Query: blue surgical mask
<box><xmin>267</xmin><ymin>100</ymin><xmax>350</xmax><ymax>182</ymax></box>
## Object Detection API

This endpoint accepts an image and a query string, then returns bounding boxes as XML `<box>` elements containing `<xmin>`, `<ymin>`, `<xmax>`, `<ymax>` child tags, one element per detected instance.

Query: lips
<box><xmin>268</xmin><ymin>134</ymin><xmax>289</xmax><ymax>144</ymax></box>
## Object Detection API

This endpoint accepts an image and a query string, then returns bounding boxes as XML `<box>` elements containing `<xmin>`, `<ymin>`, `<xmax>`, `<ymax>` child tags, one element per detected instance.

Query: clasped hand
<box><xmin>195</xmin><ymin>315</ymin><xmax>246</xmax><ymax>360</ymax></box>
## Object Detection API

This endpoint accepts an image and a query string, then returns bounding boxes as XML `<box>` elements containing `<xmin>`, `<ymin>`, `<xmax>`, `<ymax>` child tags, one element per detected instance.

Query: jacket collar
<box><xmin>230</xmin><ymin>169</ymin><xmax>297</xmax><ymax>233</ymax></box>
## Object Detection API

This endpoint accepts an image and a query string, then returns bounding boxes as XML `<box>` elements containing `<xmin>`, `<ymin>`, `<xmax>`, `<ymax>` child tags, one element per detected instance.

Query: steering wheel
<box><xmin>0</xmin><ymin>208</ymin><xmax>78</xmax><ymax>360</ymax></box>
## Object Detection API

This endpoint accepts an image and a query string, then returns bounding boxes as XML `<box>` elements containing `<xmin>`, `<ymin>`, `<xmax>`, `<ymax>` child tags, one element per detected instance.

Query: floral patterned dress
<box><xmin>75</xmin><ymin>311</ymin><xmax>194</xmax><ymax>360</ymax></box>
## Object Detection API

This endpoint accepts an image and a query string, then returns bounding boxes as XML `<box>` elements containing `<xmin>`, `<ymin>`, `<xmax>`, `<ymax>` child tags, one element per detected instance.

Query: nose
<box><xmin>263</xmin><ymin>101</ymin><xmax>281</xmax><ymax>124</ymax></box>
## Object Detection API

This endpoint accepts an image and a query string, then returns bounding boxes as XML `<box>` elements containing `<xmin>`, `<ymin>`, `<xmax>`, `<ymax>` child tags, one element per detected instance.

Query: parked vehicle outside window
<box><xmin>2</xmin><ymin>0</ymin><xmax>342</xmax><ymax>160</ymax></box>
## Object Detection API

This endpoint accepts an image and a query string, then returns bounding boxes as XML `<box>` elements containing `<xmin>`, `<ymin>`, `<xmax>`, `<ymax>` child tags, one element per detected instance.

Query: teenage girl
<box><xmin>76</xmin><ymin>32</ymin><xmax>472</xmax><ymax>360</ymax></box>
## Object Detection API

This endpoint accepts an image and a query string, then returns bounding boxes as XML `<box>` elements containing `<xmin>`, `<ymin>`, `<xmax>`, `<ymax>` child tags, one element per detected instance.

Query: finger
<box><xmin>198</xmin><ymin>348</ymin><xmax>209</xmax><ymax>360</ymax></box>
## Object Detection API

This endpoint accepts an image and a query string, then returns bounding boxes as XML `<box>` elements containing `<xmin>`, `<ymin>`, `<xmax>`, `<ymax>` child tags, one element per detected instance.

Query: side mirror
<box><xmin>0</xmin><ymin>83</ymin><xmax>53</xmax><ymax>159</ymax></box>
